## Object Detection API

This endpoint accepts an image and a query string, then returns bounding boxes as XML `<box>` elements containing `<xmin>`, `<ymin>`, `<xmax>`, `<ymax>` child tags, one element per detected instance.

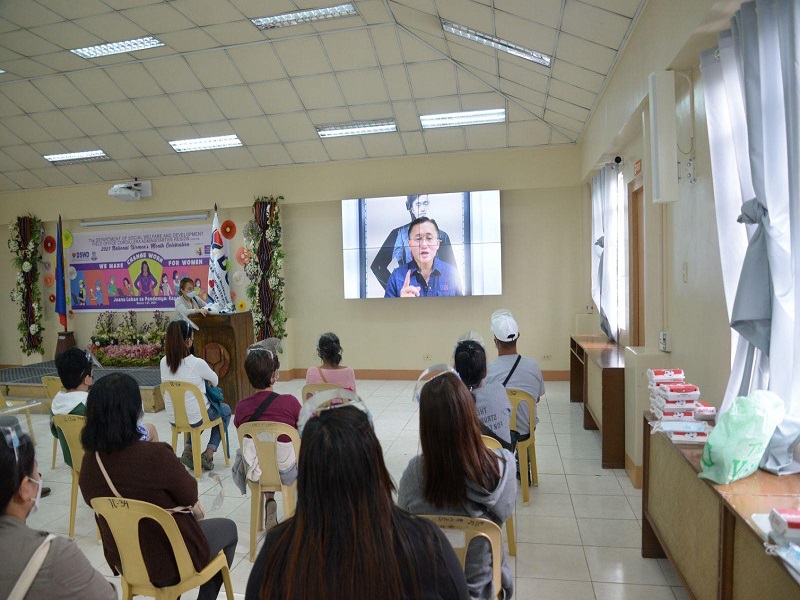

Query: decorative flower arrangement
<box><xmin>244</xmin><ymin>195</ymin><xmax>286</xmax><ymax>340</ymax></box>
<box><xmin>89</xmin><ymin>310</ymin><xmax>171</xmax><ymax>366</ymax></box>
<box><xmin>8</xmin><ymin>215</ymin><xmax>44</xmax><ymax>355</ymax></box>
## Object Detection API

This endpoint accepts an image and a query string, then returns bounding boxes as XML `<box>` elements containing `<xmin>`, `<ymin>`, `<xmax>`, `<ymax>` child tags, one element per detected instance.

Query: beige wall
<box><xmin>284</xmin><ymin>186</ymin><xmax>583</xmax><ymax>371</ymax></box>
<box><xmin>579</xmin><ymin>0</ymin><xmax>730</xmax><ymax>405</ymax></box>
<box><xmin>0</xmin><ymin>146</ymin><xmax>585</xmax><ymax>372</ymax></box>
<box><xmin>579</xmin><ymin>0</ymin><xmax>718</xmax><ymax>178</ymax></box>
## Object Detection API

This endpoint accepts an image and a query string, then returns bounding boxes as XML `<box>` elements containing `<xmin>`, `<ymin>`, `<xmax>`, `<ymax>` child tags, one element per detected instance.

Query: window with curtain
<box><xmin>701</xmin><ymin>0</ymin><xmax>800</xmax><ymax>475</ymax></box>
<box><xmin>590</xmin><ymin>163</ymin><xmax>626</xmax><ymax>342</ymax></box>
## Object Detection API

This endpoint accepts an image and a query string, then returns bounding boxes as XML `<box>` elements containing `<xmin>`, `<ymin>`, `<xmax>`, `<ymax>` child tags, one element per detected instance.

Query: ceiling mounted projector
<box><xmin>108</xmin><ymin>179</ymin><xmax>152</xmax><ymax>202</ymax></box>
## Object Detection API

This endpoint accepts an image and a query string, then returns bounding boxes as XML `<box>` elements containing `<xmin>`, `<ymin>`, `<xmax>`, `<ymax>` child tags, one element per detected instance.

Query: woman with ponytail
<box><xmin>453</xmin><ymin>339</ymin><xmax>513</xmax><ymax>451</ymax></box>
<box><xmin>160</xmin><ymin>320</ymin><xmax>231</xmax><ymax>471</ymax></box>
<box><xmin>304</xmin><ymin>332</ymin><xmax>357</xmax><ymax>392</ymax></box>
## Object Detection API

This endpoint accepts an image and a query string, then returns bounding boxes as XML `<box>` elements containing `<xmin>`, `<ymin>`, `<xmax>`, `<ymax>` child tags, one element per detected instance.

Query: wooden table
<box><xmin>642</xmin><ymin>413</ymin><xmax>800</xmax><ymax>599</ymax></box>
<box><xmin>570</xmin><ymin>335</ymin><xmax>625</xmax><ymax>468</ymax></box>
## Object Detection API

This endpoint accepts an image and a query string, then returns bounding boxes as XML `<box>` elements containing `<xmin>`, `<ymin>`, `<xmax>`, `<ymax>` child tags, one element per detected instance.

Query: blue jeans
<box><xmin>186</xmin><ymin>402</ymin><xmax>231</xmax><ymax>453</ymax></box>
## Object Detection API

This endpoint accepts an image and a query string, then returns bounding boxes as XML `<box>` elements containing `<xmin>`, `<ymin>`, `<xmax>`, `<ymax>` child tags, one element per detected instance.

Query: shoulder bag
<box><xmin>501</xmin><ymin>355</ymin><xmax>522</xmax><ymax>387</ymax></box>
<box><xmin>95</xmin><ymin>452</ymin><xmax>205</xmax><ymax>520</ymax></box>
<box><xmin>7</xmin><ymin>534</ymin><xmax>57</xmax><ymax>600</ymax></box>
<box><xmin>231</xmin><ymin>392</ymin><xmax>280</xmax><ymax>494</ymax></box>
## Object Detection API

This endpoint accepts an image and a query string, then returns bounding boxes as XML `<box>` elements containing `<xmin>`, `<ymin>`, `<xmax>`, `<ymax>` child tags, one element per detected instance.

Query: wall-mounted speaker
<box><xmin>648</xmin><ymin>71</ymin><xmax>678</xmax><ymax>203</ymax></box>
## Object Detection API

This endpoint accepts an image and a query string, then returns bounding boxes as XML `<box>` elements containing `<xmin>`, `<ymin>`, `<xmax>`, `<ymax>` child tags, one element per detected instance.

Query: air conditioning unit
<box><xmin>108</xmin><ymin>180</ymin><xmax>152</xmax><ymax>202</ymax></box>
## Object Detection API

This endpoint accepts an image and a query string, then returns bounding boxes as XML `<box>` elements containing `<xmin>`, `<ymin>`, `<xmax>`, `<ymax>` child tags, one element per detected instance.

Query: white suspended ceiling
<box><xmin>0</xmin><ymin>0</ymin><xmax>646</xmax><ymax>190</ymax></box>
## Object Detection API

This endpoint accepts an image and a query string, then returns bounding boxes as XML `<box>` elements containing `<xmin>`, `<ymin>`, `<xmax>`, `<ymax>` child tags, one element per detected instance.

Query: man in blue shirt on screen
<box><xmin>370</xmin><ymin>194</ymin><xmax>458</xmax><ymax>291</ymax></box>
<box><xmin>385</xmin><ymin>217</ymin><xmax>463</xmax><ymax>298</ymax></box>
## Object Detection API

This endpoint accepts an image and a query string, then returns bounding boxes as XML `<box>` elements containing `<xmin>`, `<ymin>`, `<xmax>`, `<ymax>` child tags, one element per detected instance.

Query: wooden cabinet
<box><xmin>642</xmin><ymin>413</ymin><xmax>800</xmax><ymax>599</ymax></box>
<box><xmin>570</xmin><ymin>335</ymin><xmax>625</xmax><ymax>468</ymax></box>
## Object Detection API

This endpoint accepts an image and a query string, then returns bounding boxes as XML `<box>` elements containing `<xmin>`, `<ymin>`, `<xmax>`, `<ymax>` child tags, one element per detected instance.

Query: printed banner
<box><xmin>68</xmin><ymin>225</ymin><xmax>210</xmax><ymax>312</ymax></box>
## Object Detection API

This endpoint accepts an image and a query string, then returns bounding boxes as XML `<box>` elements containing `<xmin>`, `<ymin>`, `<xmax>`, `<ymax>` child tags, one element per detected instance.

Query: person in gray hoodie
<box><xmin>398</xmin><ymin>372</ymin><xmax>516</xmax><ymax>599</ymax></box>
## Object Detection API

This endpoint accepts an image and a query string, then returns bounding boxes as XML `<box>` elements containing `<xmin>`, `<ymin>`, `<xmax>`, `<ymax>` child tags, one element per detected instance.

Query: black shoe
<box><xmin>41</xmin><ymin>487</ymin><xmax>51</xmax><ymax>498</ymax></box>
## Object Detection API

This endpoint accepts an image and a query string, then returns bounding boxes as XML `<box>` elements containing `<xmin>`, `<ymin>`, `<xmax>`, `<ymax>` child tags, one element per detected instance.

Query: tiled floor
<box><xmin>21</xmin><ymin>379</ymin><xmax>687</xmax><ymax>599</ymax></box>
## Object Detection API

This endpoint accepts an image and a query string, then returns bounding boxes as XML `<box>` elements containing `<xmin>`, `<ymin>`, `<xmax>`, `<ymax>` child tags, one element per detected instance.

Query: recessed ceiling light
<box><xmin>251</xmin><ymin>3</ymin><xmax>357</xmax><ymax>29</ymax></box>
<box><xmin>441</xmin><ymin>20</ymin><xmax>551</xmax><ymax>67</ymax></box>
<box><xmin>43</xmin><ymin>150</ymin><xmax>109</xmax><ymax>165</ymax></box>
<box><xmin>420</xmin><ymin>109</ymin><xmax>506</xmax><ymax>129</ymax></box>
<box><xmin>168</xmin><ymin>135</ymin><xmax>243</xmax><ymax>153</ymax></box>
<box><xmin>70</xmin><ymin>36</ymin><xmax>164</xmax><ymax>59</ymax></box>
<box><xmin>317</xmin><ymin>119</ymin><xmax>397</xmax><ymax>138</ymax></box>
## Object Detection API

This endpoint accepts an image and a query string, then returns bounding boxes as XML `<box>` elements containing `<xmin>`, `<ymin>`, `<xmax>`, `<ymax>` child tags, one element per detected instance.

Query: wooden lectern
<box><xmin>188</xmin><ymin>311</ymin><xmax>255</xmax><ymax>411</ymax></box>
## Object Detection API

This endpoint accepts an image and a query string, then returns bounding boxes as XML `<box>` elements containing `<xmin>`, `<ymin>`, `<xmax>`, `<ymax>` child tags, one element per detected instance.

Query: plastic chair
<box><xmin>422</xmin><ymin>514</ymin><xmax>503</xmax><ymax>599</ymax></box>
<box><xmin>506</xmin><ymin>388</ymin><xmax>539</xmax><ymax>505</ymax></box>
<box><xmin>42</xmin><ymin>376</ymin><xmax>64</xmax><ymax>469</ymax></box>
<box><xmin>1</xmin><ymin>388</ymin><xmax>36</xmax><ymax>445</ymax></box>
<box><xmin>160</xmin><ymin>381</ymin><xmax>229</xmax><ymax>479</ymax></box>
<box><xmin>237</xmin><ymin>421</ymin><xmax>301</xmax><ymax>561</ymax></box>
<box><xmin>300</xmin><ymin>382</ymin><xmax>341</xmax><ymax>402</ymax></box>
<box><xmin>52</xmin><ymin>414</ymin><xmax>86</xmax><ymax>538</ymax></box>
<box><xmin>480</xmin><ymin>435</ymin><xmax>516</xmax><ymax>557</ymax></box>
<box><xmin>90</xmin><ymin>496</ymin><xmax>233</xmax><ymax>600</ymax></box>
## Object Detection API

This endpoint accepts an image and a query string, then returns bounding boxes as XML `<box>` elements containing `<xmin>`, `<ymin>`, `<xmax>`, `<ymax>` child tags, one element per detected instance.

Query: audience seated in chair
<box><xmin>79</xmin><ymin>374</ymin><xmax>237</xmax><ymax>600</ymax></box>
<box><xmin>51</xmin><ymin>349</ymin><xmax>158</xmax><ymax>469</ymax></box>
<box><xmin>454</xmin><ymin>336</ymin><xmax>514</xmax><ymax>452</ymax></box>
<box><xmin>234</xmin><ymin>340</ymin><xmax>301</xmax><ymax>531</ymax></box>
<box><xmin>485</xmin><ymin>309</ymin><xmax>545</xmax><ymax>441</ymax></box>
<box><xmin>245</xmin><ymin>404</ymin><xmax>468</xmax><ymax>599</ymax></box>
<box><xmin>161</xmin><ymin>320</ymin><xmax>231</xmax><ymax>471</ymax></box>
<box><xmin>398</xmin><ymin>372</ymin><xmax>516</xmax><ymax>600</ymax></box>
<box><xmin>0</xmin><ymin>424</ymin><xmax>115</xmax><ymax>599</ymax></box>
<box><xmin>304</xmin><ymin>332</ymin><xmax>357</xmax><ymax>392</ymax></box>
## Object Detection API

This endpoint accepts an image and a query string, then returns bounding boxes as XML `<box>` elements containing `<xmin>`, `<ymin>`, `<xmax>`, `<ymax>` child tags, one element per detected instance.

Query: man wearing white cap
<box><xmin>485</xmin><ymin>309</ymin><xmax>545</xmax><ymax>440</ymax></box>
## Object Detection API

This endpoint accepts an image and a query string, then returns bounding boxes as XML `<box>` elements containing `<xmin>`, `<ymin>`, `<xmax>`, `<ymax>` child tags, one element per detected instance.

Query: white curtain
<box><xmin>702</xmin><ymin>0</ymin><xmax>800</xmax><ymax>474</ymax></box>
<box><xmin>590</xmin><ymin>164</ymin><xmax>620</xmax><ymax>341</ymax></box>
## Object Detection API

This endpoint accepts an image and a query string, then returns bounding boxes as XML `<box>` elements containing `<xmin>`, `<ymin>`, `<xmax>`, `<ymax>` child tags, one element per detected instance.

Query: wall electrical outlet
<box><xmin>659</xmin><ymin>331</ymin><xmax>672</xmax><ymax>353</ymax></box>
<box><xmin>542</xmin><ymin>353</ymin><xmax>552</xmax><ymax>360</ymax></box>
<box><xmin>423</xmin><ymin>353</ymin><xmax>432</xmax><ymax>362</ymax></box>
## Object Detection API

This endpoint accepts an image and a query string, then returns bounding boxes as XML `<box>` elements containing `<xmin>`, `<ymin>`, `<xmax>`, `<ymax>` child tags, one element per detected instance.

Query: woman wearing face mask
<box><xmin>0</xmin><ymin>425</ymin><xmax>116</xmax><ymax>599</ymax></box>
<box><xmin>175</xmin><ymin>277</ymin><xmax>209</xmax><ymax>324</ymax></box>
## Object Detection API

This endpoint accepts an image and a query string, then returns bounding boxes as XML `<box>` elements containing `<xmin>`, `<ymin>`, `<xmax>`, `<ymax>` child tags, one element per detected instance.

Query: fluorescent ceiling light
<box><xmin>169</xmin><ymin>135</ymin><xmax>243</xmax><ymax>153</ymax></box>
<box><xmin>317</xmin><ymin>119</ymin><xmax>397</xmax><ymax>138</ymax></box>
<box><xmin>420</xmin><ymin>109</ymin><xmax>506</xmax><ymax>129</ymax></box>
<box><xmin>252</xmin><ymin>3</ymin><xmax>357</xmax><ymax>29</ymax></box>
<box><xmin>43</xmin><ymin>150</ymin><xmax>109</xmax><ymax>165</ymax></box>
<box><xmin>441</xmin><ymin>20</ymin><xmax>551</xmax><ymax>67</ymax></box>
<box><xmin>71</xmin><ymin>36</ymin><xmax>164</xmax><ymax>59</ymax></box>
<box><xmin>80</xmin><ymin>212</ymin><xmax>210</xmax><ymax>228</ymax></box>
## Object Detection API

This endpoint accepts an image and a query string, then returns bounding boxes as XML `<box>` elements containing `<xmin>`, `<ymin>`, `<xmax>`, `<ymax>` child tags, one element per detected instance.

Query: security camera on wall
<box><xmin>108</xmin><ymin>179</ymin><xmax>152</xmax><ymax>202</ymax></box>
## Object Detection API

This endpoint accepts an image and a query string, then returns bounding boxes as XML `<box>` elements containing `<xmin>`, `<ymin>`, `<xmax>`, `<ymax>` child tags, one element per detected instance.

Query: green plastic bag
<box><xmin>699</xmin><ymin>390</ymin><xmax>785</xmax><ymax>484</ymax></box>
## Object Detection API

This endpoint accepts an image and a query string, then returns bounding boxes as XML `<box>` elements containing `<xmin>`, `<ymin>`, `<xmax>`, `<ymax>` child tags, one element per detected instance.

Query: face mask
<box><xmin>27</xmin><ymin>476</ymin><xmax>42</xmax><ymax>517</ymax></box>
<box><xmin>185</xmin><ymin>291</ymin><xmax>196</xmax><ymax>298</ymax></box>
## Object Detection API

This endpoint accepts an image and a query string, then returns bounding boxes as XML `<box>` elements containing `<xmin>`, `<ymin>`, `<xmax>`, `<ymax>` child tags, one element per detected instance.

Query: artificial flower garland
<box><xmin>244</xmin><ymin>195</ymin><xmax>286</xmax><ymax>340</ymax></box>
<box><xmin>8</xmin><ymin>215</ymin><xmax>44</xmax><ymax>355</ymax></box>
